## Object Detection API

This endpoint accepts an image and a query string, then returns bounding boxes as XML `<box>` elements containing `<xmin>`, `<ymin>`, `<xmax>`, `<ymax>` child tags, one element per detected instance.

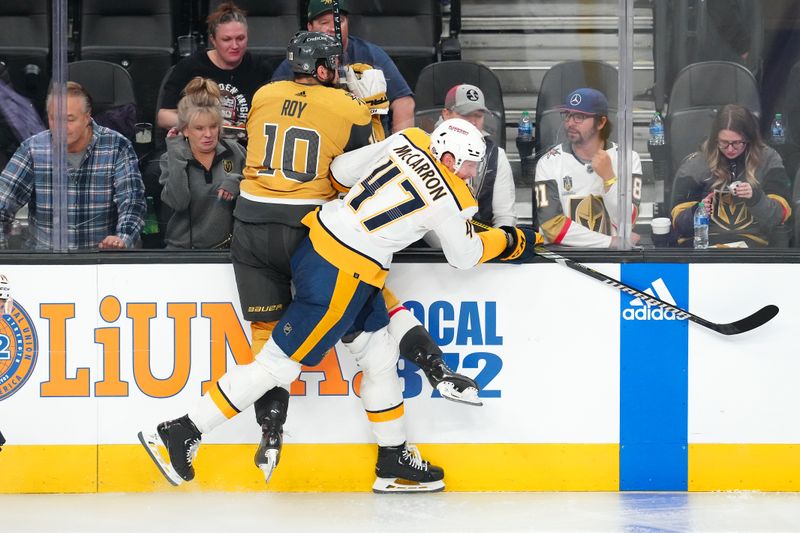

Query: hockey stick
<box><xmin>332</xmin><ymin>0</ymin><xmax>343</xmax><ymax>48</ymax></box>
<box><xmin>534</xmin><ymin>247</ymin><xmax>779</xmax><ymax>335</ymax></box>
<box><xmin>331</xmin><ymin>0</ymin><xmax>347</xmax><ymax>81</ymax></box>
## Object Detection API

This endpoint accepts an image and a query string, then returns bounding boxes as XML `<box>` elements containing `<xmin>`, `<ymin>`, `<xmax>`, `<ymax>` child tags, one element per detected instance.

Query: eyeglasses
<box><xmin>560</xmin><ymin>111</ymin><xmax>594</xmax><ymax>124</ymax></box>
<box><xmin>717</xmin><ymin>139</ymin><xmax>748</xmax><ymax>150</ymax></box>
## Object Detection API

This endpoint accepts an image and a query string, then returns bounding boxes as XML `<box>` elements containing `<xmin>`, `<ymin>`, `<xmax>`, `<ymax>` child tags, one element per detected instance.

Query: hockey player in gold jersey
<box><xmin>231</xmin><ymin>31</ymin><xmax>372</xmax><ymax>485</ymax></box>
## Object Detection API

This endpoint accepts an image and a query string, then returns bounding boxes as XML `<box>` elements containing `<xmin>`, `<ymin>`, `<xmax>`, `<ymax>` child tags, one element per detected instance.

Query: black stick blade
<box><xmin>709</xmin><ymin>305</ymin><xmax>779</xmax><ymax>335</ymax></box>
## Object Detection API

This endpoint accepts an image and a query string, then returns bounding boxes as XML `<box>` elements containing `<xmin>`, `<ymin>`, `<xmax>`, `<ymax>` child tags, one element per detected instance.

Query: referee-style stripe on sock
<box><xmin>366</xmin><ymin>402</ymin><xmax>405</xmax><ymax>423</ymax></box>
<box><xmin>209</xmin><ymin>382</ymin><xmax>241</xmax><ymax>419</ymax></box>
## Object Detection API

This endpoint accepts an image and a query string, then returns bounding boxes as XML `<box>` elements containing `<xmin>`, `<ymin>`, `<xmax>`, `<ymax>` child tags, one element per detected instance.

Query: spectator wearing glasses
<box><xmin>671</xmin><ymin>104</ymin><xmax>791</xmax><ymax>247</ymax></box>
<box><xmin>534</xmin><ymin>88</ymin><xmax>642</xmax><ymax>248</ymax></box>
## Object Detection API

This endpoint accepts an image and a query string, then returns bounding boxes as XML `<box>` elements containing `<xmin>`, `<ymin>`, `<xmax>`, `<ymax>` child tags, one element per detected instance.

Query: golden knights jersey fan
<box><xmin>670</xmin><ymin>104</ymin><xmax>791</xmax><ymax>247</ymax></box>
<box><xmin>138</xmin><ymin>119</ymin><xmax>541</xmax><ymax>493</ymax></box>
<box><xmin>534</xmin><ymin>88</ymin><xmax>642</xmax><ymax>248</ymax></box>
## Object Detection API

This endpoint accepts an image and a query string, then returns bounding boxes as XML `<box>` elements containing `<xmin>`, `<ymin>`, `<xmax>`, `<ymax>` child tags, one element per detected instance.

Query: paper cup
<box><xmin>650</xmin><ymin>217</ymin><xmax>672</xmax><ymax>247</ymax></box>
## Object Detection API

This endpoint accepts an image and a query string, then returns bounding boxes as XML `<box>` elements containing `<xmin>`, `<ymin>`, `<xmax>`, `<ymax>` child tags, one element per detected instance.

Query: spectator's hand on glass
<box><xmin>0</xmin><ymin>298</ymin><xmax>13</xmax><ymax>315</ymax></box>
<box><xmin>217</xmin><ymin>188</ymin><xmax>234</xmax><ymax>202</ymax></box>
<box><xmin>166</xmin><ymin>127</ymin><xmax>182</xmax><ymax>138</ymax></box>
<box><xmin>99</xmin><ymin>235</ymin><xmax>127</xmax><ymax>249</ymax></box>
<box><xmin>630</xmin><ymin>231</ymin><xmax>641</xmax><ymax>246</ymax></box>
<box><xmin>591</xmin><ymin>150</ymin><xmax>614</xmax><ymax>182</ymax></box>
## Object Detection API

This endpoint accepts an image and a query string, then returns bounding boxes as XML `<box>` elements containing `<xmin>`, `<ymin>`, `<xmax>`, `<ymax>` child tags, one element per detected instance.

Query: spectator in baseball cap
<box><xmin>423</xmin><ymin>83</ymin><xmax>516</xmax><ymax>249</ymax></box>
<box><xmin>271</xmin><ymin>0</ymin><xmax>415</xmax><ymax>136</ymax></box>
<box><xmin>308</xmin><ymin>0</ymin><xmax>349</xmax><ymax>20</ymax></box>
<box><xmin>534</xmin><ymin>86</ymin><xmax>643</xmax><ymax>249</ymax></box>
<box><xmin>560</xmin><ymin>87</ymin><xmax>609</xmax><ymax>117</ymax></box>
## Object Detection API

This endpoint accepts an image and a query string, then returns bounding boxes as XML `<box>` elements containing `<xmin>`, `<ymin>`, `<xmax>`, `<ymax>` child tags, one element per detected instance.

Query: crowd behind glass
<box><xmin>0</xmin><ymin>0</ymin><xmax>797</xmax><ymax>253</ymax></box>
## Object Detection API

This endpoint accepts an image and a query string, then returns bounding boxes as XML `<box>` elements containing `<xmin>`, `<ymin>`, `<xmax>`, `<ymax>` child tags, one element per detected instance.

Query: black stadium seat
<box><xmin>0</xmin><ymin>0</ymin><xmax>50</xmax><ymax>112</ymax></box>
<box><xmin>68</xmin><ymin>60</ymin><xmax>137</xmax><ymax>141</ymax></box>
<box><xmin>665</xmin><ymin>61</ymin><xmax>761</xmax><ymax>209</ymax></box>
<box><xmin>78</xmin><ymin>0</ymin><xmax>174</xmax><ymax>125</ymax></box>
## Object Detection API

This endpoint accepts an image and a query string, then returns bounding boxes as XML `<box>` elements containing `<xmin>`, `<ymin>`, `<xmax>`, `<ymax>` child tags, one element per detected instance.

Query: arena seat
<box><xmin>413</xmin><ymin>60</ymin><xmax>505</xmax><ymax>148</ymax></box>
<box><xmin>78</xmin><ymin>0</ymin><xmax>174</xmax><ymax>125</ymax></box>
<box><xmin>68</xmin><ymin>60</ymin><xmax>137</xmax><ymax>141</ymax></box>
<box><xmin>770</xmin><ymin>60</ymin><xmax>800</xmax><ymax>180</ymax></box>
<box><xmin>665</xmin><ymin>61</ymin><xmax>761</xmax><ymax>209</ymax></box>
<box><xmin>0</xmin><ymin>0</ymin><xmax>50</xmax><ymax>112</ymax></box>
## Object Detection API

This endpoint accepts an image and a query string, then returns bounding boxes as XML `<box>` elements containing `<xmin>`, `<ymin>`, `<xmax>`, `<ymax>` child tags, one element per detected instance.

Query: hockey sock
<box><xmin>345</xmin><ymin>328</ymin><xmax>406</xmax><ymax>447</ymax></box>
<box><xmin>189</xmin><ymin>339</ymin><xmax>301</xmax><ymax>434</ymax></box>
<box><xmin>251</xmin><ymin>321</ymin><xmax>290</xmax><ymax>425</ymax></box>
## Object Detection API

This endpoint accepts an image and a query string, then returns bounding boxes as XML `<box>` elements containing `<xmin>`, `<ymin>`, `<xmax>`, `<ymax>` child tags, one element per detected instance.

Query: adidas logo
<box><xmin>295</xmin><ymin>91</ymin><xmax>307</xmax><ymax>97</ymax></box>
<box><xmin>622</xmin><ymin>278</ymin><xmax>687</xmax><ymax>321</ymax></box>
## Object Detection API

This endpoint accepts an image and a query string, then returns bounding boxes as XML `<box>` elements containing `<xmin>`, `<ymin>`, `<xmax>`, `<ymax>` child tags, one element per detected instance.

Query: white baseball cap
<box><xmin>445</xmin><ymin>84</ymin><xmax>490</xmax><ymax>115</ymax></box>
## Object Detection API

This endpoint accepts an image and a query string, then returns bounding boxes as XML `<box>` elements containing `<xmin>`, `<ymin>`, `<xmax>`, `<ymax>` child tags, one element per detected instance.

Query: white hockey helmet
<box><xmin>429</xmin><ymin>118</ymin><xmax>486</xmax><ymax>174</ymax></box>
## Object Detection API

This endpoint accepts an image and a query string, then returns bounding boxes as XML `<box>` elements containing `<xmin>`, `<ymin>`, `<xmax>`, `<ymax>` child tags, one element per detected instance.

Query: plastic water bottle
<box><xmin>649</xmin><ymin>111</ymin><xmax>665</xmax><ymax>146</ymax></box>
<box><xmin>516</xmin><ymin>110</ymin><xmax>534</xmax><ymax>159</ymax></box>
<box><xmin>142</xmin><ymin>196</ymin><xmax>159</xmax><ymax>235</ymax></box>
<box><xmin>771</xmin><ymin>113</ymin><xmax>785</xmax><ymax>145</ymax></box>
<box><xmin>693</xmin><ymin>202</ymin><xmax>709</xmax><ymax>249</ymax></box>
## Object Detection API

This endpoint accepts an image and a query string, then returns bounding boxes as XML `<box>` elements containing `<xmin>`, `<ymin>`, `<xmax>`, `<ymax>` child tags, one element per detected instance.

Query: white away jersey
<box><xmin>319</xmin><ymin>127</ymin><xmax>483</xmax><ymax>275</ymax></box>
<box><xmin>534</xmin><ymin>142</ymin><xmax>642</xmax><ymax>247</ymax></box>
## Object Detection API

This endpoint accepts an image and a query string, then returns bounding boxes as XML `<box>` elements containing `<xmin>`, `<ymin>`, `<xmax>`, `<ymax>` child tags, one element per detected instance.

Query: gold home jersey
<box><xmin>305</xmin><ymin>128</ymin><xmax>484</xmax><ymax>287</ymax></box>
<box><xmin>241</xmin><ymin>80</ymin><xmax>373</xmax><ymax>205</ymax></box>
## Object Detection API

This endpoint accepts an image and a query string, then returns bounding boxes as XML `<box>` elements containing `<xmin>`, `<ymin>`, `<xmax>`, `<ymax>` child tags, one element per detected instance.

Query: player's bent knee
<box><xmin>254</xmin><ymin>338</ymin><xmax>302</xmax><ymax>385</ymax></box>
<box><xmin>387</xmin><ymin>306</ymin><xmax>419</xmax><ymax>340</ymax></box>
<box><xmin>345</xmin><ymin>328</ymin><xmax>399</xmax><ymax>375</ymax></box>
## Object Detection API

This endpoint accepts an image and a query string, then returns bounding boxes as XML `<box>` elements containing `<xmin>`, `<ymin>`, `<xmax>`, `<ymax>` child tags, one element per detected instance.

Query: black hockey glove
<box><xmin>497</xmin><ymin>224</ymin><xmax>542</xmax><ymax>264</ymax></box>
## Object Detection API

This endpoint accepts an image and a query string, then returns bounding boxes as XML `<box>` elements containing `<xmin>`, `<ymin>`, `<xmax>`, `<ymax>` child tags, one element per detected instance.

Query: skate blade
<box><xmin>372</xmin><ymin>477</ymin><xmax>445</xmax><ymax>494</ymax></box>
<box><xmin>137</xmin><ymin>430</ymin><xmax>184</xmax><ymax>486</ymax></box>
<box><xmin>437</xmin><ymin>382</ymin><xmax>483</xmax><ymax>406</ymax></box>
<box><xmin>256</xmin><ymin>449</ymin><xmax>279</xmax><ymax>484</ymax></box>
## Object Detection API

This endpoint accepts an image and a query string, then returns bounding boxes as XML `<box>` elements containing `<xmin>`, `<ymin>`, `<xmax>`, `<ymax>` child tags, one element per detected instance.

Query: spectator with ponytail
<box><xmin>159</xmin><ymin>77</ymin><xmax>245</xmax><ymax>249</ymax></box>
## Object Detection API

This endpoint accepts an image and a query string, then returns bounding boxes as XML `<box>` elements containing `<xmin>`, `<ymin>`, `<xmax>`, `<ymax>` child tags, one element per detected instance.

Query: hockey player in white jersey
<box><xmin>534</xmin><ymin>88</ymin><xmax>642</xmax><ymax>248</ymax></box>
<box><xmin>138</xmin><ymin>119</ymin><xmax>541</xmax><ymax>493</ymax></box>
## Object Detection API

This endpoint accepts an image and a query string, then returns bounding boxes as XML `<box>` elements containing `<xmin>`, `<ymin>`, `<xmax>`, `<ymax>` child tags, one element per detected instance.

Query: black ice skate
<box><xmin>409</xmin><ymin>347</ymin><xmax>482</xmax><ymax>406</ymax></box>
<box><xmin>373</xmin><ymin>442</ymin><xmax>445</xmax><ymax>493</ymax></box>
<box><xmin>138</xmin><ymin>415</ymin><xmax>202</xmax><ymax>486</ymax></box>
<box><xmin>254</xmin><ymin>422</ymin><xmax>282</xmax><ymax>483</ymax></box>
<box><xmin>253</xmin><ymin>399</ymin><xmax>286</xmax><ymax>483</ymax></box>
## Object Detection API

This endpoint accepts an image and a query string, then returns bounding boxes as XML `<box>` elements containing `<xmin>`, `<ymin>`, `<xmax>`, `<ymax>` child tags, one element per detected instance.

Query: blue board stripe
<box><xmin>619</xmin><ymin>263</ymin><xmax>689</xmax><ymax>490</ymax></box>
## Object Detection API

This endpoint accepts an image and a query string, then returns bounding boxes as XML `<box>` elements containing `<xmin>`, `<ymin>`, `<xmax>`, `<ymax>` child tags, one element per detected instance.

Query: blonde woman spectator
<box><xmin>159</xmin><ymin>77</ymin><xmax>245</xmax><ymax>249</ymax></box>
